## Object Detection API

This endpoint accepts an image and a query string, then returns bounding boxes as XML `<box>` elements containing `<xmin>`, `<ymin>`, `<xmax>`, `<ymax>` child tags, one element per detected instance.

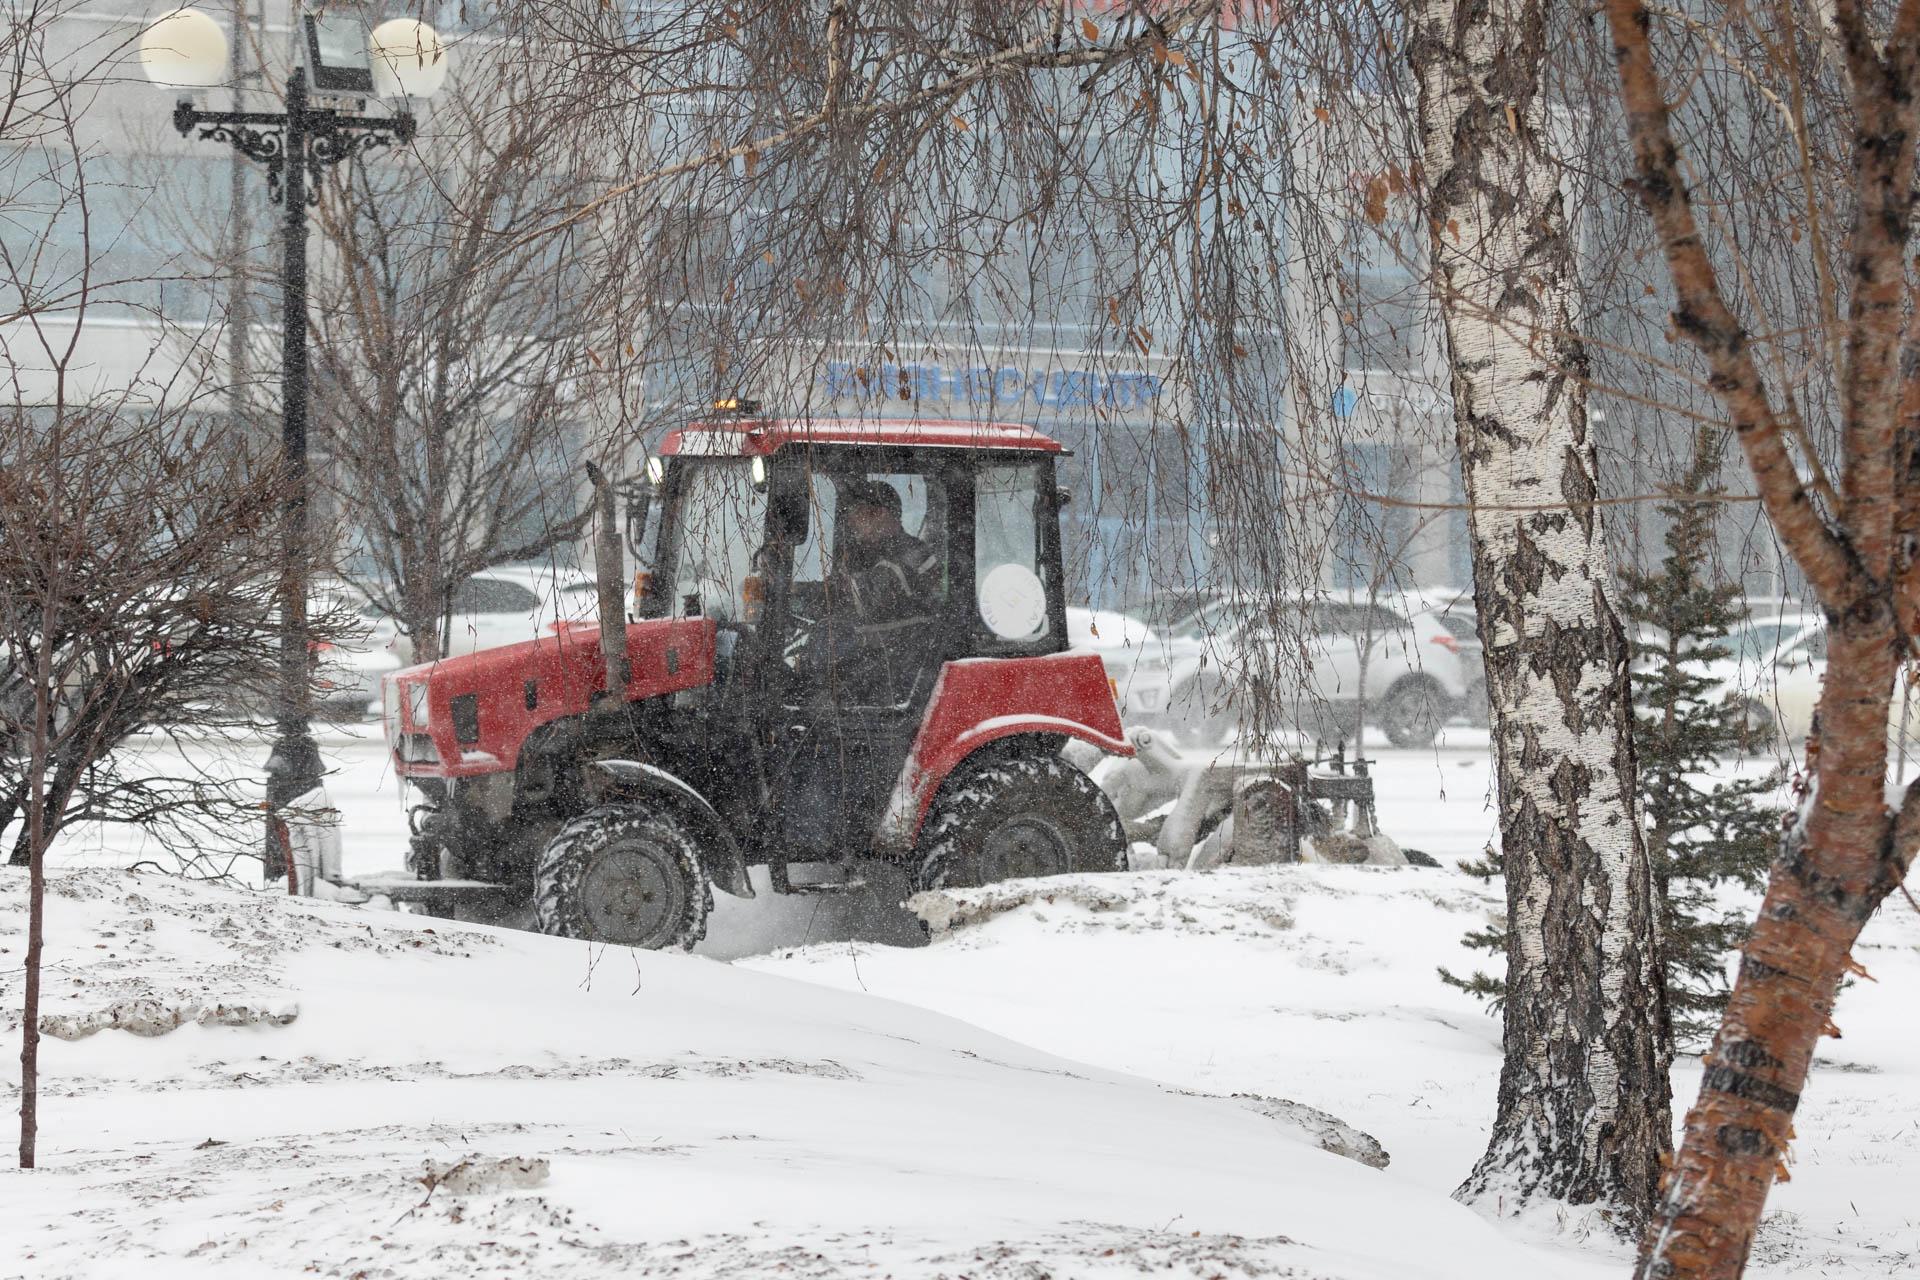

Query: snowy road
<box><xmin>51</xmin><ymin>721</ymin><xmax>1509</xmax><ymax>958</ymax></box>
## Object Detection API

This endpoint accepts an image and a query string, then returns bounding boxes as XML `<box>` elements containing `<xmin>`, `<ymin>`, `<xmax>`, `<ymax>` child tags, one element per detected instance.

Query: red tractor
<box><xmin>380</xmin><ymin>409</ymin><xmax>1133</xmax><ymax>949</ymax></box>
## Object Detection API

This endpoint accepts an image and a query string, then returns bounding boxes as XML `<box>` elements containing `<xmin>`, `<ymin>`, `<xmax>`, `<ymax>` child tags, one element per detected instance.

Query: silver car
<box><xmin>1119</xmin><ymin>590</ymin><xmax>1472</xmax><ymax>748</ymax></box>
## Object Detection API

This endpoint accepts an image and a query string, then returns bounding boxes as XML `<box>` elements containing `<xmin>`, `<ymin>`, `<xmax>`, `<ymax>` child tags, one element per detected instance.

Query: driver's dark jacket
<box><xmin>832</xmin><ymin>531</ymin><xmax>940</xmax><ymax>633</ymax></box>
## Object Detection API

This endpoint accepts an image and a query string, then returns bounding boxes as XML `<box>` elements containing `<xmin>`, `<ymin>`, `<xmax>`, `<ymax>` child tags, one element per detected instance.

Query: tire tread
<box><xmin>1378</xmin><ymin>676</ymin><xmax>1449</xmax><ymax>749</ymax></box>
<box><xmin>915</xmin><ymin>752</ymin><xmax>1126</xmax><ymax>892</ymax></box>
<box><xmin>534</xmin><ymin>805</ymin><xmax>712</xmax><ymax>950</ymax></box>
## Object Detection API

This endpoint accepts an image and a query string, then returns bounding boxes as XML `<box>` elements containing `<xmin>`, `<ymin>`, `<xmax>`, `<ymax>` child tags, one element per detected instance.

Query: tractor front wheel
<box><xmin>914</xmin><ymin>754</ymin><xmax>1126</xmax><ymax>892</ymax></box>
<box><xmin>535</xmin><ymin>805</ymin><xmax>711</xmax><ymax>950</ymax></box>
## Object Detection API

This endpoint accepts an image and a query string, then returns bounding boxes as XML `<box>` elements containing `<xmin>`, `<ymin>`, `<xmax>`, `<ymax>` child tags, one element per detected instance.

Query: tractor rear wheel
<box><xmin>534</xmin><ymin>805</ymin><xmax>711</xmax><ymax>950</ymax></box>
<box><xmin>914</xmin><ymin>753</ymin><xmax>1127</xmax><ymax>892</ymax></box>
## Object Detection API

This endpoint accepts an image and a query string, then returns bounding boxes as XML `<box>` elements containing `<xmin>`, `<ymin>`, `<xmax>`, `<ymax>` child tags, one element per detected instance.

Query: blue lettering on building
<box><xmin>821</xmin><ymin>361</ymin><xmax>1163</xmax><ymax>410</ymax></box>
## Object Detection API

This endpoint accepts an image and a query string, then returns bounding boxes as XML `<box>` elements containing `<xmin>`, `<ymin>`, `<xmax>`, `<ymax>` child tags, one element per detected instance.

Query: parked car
<box><xmin>1721</xmin><ymin>612</ymin><xmax>1821</xmax><ymax>672</ymax></box>
<box><xmin>436</xmin><ymin>566</ymin><xmax>598</xmax><ymax>658</ymax></box>
<box><xmin>1405</xmin><ymin>588</ymin><xmax>1486</xmax><ymax>727</ymax></box>
<box><xmin>185</xmin><ymin>578</ymin><xmax>404</xmax><ymax>721</ymax></box>
<box><xmin>1697</xmin><ymin>614</ymin><xmax>1920</xmax><ymax>754</ymax></box>
<box><xmin>289</xmin><ymin>568</ymin><xmax>596</xmax><ymax>713</ymax></box>
<box><xmin>1065</xmin><ymin>606</ymin><xmax>1165</xmax><ymax>717</ymax></box>
<box><xmin>1122</xmin><ymin>589</ymin><xmax>1470</xmax><ymax>748</ymax></box>
<box><xmin>308</xmin><ymin>578</ymin><xmax>408</xmax><ymax>717</ymax></box>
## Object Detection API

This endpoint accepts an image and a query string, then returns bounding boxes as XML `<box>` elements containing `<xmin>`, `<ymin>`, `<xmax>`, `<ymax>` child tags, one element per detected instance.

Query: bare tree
<box><xmin>1599</xmin><ymin>0</ymin><xmax>1920</xmax><ymax>1273</ymax></box>
<box><xmin>0</xmin><ymin>2</ymin><xmax>305</xmax><ymax>1169</ymax></box>
<box><xmin>1</xmin><ymin>401</ymin><xmax>294</xmax><ymax>1169</ymax></box>
<box><xmin>305</xmin><ymin>77</ymin><xmax>599</xmax><ymax>662</ymax></box>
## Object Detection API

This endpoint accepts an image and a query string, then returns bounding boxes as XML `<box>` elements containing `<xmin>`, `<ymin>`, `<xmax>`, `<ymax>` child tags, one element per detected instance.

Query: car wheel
<box><xmin>1377</xmin><ymin>678</ymin><xmax>1450</xmax><ymax>749</ymax></box>
<box><xmin>1463</xmin><ymin>674</ymin><xmax>1491</xmax><ymax>728</ymax></box>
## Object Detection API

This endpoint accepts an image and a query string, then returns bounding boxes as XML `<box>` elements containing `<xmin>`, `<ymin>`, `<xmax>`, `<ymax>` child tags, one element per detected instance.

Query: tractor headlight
<box><xmin>405</xmin><ymin>681</ymin><xmax>429</xmax><ymax>729</ymax></box>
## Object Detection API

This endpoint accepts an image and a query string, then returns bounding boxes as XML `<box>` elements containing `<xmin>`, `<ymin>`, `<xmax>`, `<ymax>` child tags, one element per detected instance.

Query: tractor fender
<box><xmin>872</xmin><ymin>653</ymin><xmax>1133</xmax><ymax>855</ymax></box>
<box><xmin>588</xmin><ymin>759</ymin><xmax>754</xmax><ymax>899</ymax></box>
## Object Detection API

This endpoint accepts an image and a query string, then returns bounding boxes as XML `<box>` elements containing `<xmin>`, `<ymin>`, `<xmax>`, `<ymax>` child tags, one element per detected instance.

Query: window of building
<box><xmin>1332</xmin><ymin>441</ymin><xmax>1420</xmax><ymax>591</ymax></box>
<box><xmin>1340</xmin><ymin>215</ymin><xmax>1428</xmax><ymax>376</ymax></box>
<box><xmin>1</xmin><ymin>151</ymin><xmax>231</xmax><ymax>321</ymax></box>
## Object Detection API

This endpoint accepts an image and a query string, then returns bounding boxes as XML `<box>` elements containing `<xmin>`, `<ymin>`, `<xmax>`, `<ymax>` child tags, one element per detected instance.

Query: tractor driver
<box><xmin>833</xmin><ymin>479</ymin><xmax>940</xmax><ymax>627</ymax></box>
<box><xmin>816</xmin><ymin>478</ymin><xmax>942</xmax><ymax>702</ymax></box>
<box><xmin>780</xmin><ymin>478</ymin><xmax>940</xmax><ymax>854</ymax></box>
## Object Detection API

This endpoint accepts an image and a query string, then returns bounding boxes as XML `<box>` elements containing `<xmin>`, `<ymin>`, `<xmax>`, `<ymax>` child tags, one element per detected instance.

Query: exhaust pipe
<box><xmin>584</xmin><ymin>461</ymin><xmax>629</xmax><ymax>702</ymax></box>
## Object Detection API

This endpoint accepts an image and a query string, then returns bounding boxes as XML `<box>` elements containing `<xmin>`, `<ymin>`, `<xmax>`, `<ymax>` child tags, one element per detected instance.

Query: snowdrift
<box><xmin>0</xmin><ymin>866</ymin><xmax>1602</xmax><ymax>1279</ymax></box>
<box><xmin>754</xmin><ymin>862</ymin><xmax>1920</xmax><ymax>1279</ymax></box>
<box><xmin>767</xmin><ymin>864</ymin><xmax>1517</xmax><ymax>1199</ymax></box>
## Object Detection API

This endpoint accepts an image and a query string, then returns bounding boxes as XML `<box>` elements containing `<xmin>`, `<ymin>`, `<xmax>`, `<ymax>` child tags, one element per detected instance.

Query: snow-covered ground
<box><xmin>6</xmin><ymin>725</ymin><xmax>1919</xmax><ymax>1277</ymax></box>
<box><xmin>5</xmin><ymin>863</ymin><xmax>1597</xmax><ymax>1280</ymax></box>
<box><xmin>748</xmin><ymin>858</ymin><xmax>1920</xmax><ymax>1277</ymax></box>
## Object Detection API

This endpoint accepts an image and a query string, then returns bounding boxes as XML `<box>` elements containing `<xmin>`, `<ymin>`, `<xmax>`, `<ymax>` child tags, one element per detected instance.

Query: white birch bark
<box><xmin>1410</xmin><ymin>0</ymin><xmax>1673</xmax><ymax>1222</ymax></box>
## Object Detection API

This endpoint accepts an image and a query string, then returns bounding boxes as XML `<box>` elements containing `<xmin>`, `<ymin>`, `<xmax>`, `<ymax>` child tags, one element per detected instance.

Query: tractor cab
<box><xmin>381</xmin><ymin>411</ymin><xmax>1131</xmax><ymax>949</ymax></box>
<box><xmin>638</xmin><ymin>417</ymin><xmax>1065</xmax><ymax>704</ymax></box>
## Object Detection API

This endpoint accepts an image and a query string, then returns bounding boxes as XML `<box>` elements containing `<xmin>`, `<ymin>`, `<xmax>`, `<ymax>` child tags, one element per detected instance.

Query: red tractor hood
<box><xmin>384</xmin><ymin>618</ymin><xmax>717</xmax><ymax>778</ymax></box>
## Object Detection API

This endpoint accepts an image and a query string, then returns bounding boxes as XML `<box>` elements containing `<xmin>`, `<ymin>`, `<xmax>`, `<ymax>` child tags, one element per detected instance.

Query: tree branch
<box><xmin>1605</xmin><ymin>0</ymin><xmax>1860</xmax><ymax>603</ymax></box>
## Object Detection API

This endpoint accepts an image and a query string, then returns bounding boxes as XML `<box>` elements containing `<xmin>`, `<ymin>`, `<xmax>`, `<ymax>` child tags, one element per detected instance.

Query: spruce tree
<box><xmin>1436</xmin><ymin>840</ymin><xmax>1507</xmax><ymax>1008</ymax></box>
<box><xmin>1619</xmin><ymin>431</ymin><xmax>1778</xmax><ymax>1045</ymax></box>
<box><xmin>1441</xmin><ymin>429</ymin><xmax>1778</xmax><ymax>1046</ymax></box>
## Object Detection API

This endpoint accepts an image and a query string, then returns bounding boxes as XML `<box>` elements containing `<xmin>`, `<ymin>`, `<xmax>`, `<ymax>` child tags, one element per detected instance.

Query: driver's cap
<box><xmin>840</xmin><ymin>478</ymin><xmax>901</xmax><ymax>517</ymax></box>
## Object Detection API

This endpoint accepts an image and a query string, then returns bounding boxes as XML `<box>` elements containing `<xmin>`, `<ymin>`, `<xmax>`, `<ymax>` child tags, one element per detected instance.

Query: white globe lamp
<box><xmin>368</xmin><ymin>20</ymin><xmax>449</xmax><ymax>100</ymax></box>
<box><xmin>138</xmin><ymin>7</ymin><xmax>229</xmax><ymax>89</ymax></box>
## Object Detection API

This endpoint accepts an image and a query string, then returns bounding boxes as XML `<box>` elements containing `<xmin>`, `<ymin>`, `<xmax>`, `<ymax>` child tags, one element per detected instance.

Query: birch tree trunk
<box><xmin>1411</xmin><ymin>0</ymin><xmax>1673</xmax><ymax>1223</ymax></box>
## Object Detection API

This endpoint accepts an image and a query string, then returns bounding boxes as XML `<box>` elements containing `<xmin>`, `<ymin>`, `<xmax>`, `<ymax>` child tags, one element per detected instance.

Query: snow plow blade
<box><xmin>1093</xmin><ymin>728</ymin><xmax>1408</xmax><ymax>869</ymax></box>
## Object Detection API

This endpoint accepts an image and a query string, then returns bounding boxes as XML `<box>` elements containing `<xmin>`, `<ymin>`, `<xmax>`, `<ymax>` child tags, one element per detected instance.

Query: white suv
<box><xmin>1123</xmin><ymin>591</ymin><xmax>1471</xmax><ymax>748</ymax></box>
<box><xmin>436</xmin><ymin>566</ymin><xmax>598</xmax><ymax>657</ymax></box>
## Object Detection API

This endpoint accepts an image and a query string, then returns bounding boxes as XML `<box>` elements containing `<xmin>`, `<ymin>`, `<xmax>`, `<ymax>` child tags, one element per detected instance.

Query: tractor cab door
<box><xmin>767</xmin><ymin>453</ymin><xmax>960</xmax><ymax>857</ymax></box>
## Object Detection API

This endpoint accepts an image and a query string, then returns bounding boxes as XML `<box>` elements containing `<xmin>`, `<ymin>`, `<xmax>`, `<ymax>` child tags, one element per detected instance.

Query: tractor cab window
<box><xmin>789</xmin><ymin>471</ymin><xmax>947</xmax><ymax>592</ymax></box>
<box><xmin>974</xmin><ymin>462</ymin><xmax>1055</xmax><ymax>645</ymax></box>
<box><xmin>790</xmin><ymin>470</ymin><xmax>838</xmax><ymax>588</ymax></box>
<box><xmin>785</xmin><ymin>465</ymin><xmax>951</xmax><ymax>706</ymax></box>
<box><xmin>667</xmin><ymin>460</ymin><xmax>768</xmax><ymax>625</ymax></box>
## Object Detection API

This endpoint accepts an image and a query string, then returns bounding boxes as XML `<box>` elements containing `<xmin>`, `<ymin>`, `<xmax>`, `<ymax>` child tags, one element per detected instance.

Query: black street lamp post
<box><xmin>172</xmin><ymin>76</ymin><xmax>418</xmax><ymax>837</ymax></box>
<box><xmin>143</xmin><ymin>9</ymin><xmax>448</xmax><ymax>878</ymax></box>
